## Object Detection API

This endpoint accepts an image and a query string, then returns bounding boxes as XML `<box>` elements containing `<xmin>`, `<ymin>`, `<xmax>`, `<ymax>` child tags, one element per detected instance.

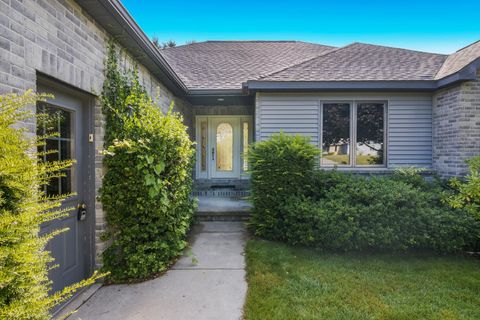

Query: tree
<box><xmin>151</xmin><ymin>36</ymin><xmax>177</xmax><ymax>49</ymax></box>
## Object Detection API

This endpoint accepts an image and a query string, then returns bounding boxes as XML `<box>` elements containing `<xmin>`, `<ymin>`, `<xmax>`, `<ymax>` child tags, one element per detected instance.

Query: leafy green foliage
<box><xmin>280</xmin><ymin>175</ymin><xmax>479</xmax><ymax>252</ymax></box>
<box><xmin>100</xmin><ymin>43</ymin><xmax>195</xmax><ymax>282</ymax></box>
<box><xmin>444</xmin><ymin>156</ymin><xmax>480</xmax><ymax>220</ymax></box>
<box><xmin>248</xmin><ymin>134</ymin><xmax>479</xmax><ymax>253</ymax></box>
<box><xmin>247</xmin><ymin>132</ymin><xmax>320</xmax><ymax>239</ymax></box>
<box><xmin>0</xmin><ymin>91</ymin><xmax>102</xmax><ymax>320</ymax></box>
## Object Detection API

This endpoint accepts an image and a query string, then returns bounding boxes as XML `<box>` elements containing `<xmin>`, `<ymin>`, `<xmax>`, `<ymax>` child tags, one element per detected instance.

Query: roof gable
<box><xmin>435</xmin><ymin>41</ymin><xmax>480</xmax><ymax>80</ymax></box>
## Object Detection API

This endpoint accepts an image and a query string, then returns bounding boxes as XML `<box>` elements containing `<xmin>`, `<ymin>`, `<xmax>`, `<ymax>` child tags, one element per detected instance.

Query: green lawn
<box><xmin>244</xmin><ymin>240</ymin><xmax>480</xmax><ymax>320</ymax></box>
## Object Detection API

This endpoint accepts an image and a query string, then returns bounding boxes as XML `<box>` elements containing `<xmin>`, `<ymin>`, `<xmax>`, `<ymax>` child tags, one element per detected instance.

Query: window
<box><xmin>200</xmin><ymin>121</ymin><xmax>207</xmax><ymax>172</ymax></box>
<box><xmin>322</xmin><ymin>103</ymin><xmax>351</xmax><ymax>166</ymax></box>
<box><xmin>37</xmin><ymin>102</ymin><xmax>74</xmax><ymax>195</ymax></box>
<box><xmin>216</xmin><ymin>123</ymin><xmax>233</xmax><ymax>171</ymax></box>
<box><xmin>321</xmin><ymin>102</ymin><xmax>385</xmax><ymax>167</ymax></box>
<box><xmin>242</xmin><ymin>121</ymin><xmax>249</xmax><ymax>171</ymax></box>
<box><xmin>356</xmin><ymin>103</ymin><xmax>385</xmax><ymax>165</ymax></box>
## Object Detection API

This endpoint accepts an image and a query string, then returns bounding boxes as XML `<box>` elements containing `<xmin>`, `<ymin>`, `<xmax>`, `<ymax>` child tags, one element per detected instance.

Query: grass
<box><xmin>244</xmin><ymin>240</ymin><xmax>480</xmax><ymax>320</ymax></box>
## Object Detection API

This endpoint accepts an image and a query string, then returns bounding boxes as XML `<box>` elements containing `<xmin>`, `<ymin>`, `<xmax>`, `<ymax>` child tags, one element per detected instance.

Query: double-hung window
<box><xmin>321</xmin><ymin>101</ymin><xmax>386</xmax><ymax>167</ymax></box>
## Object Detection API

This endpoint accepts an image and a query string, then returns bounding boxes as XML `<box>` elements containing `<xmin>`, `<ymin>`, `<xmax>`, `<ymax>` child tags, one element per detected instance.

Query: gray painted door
<box><xmin>37</xmin><ymin>86</ymin><xmax>94</xmax><ymax>300</ymax></box>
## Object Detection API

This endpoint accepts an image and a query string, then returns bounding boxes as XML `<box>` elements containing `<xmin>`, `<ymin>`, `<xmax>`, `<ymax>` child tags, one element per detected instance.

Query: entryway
<box><xmin>195</xmin><ymin>116</ymin><xmax>252</xmax><ymax>180</ymax></box>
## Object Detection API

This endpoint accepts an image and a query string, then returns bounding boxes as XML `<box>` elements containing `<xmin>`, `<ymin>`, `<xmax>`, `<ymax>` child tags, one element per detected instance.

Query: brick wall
<box><xmin>433</xmin><ymin>68</ymin><xmax>480</xmax><ymax>177</ymax></box>
<box><xmin>0</xmin><ymin>0</ymin><xmax>192</xmax><ymax>266</ymax></box>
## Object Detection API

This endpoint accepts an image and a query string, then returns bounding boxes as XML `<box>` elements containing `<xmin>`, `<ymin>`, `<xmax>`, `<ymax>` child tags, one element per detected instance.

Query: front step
<box><xmin>195</xmin><ymin>196</ymin><xmax>251</xmax><ymax>221</ymax></box>
<box><xmin>192</xmin><ymin>188</ymin><xmax>249</xmax><ymax>198</ymax></box>
<box><xmin>196</xmin><ymin>211</ymin><xmax>250</xmax><ymax>221</ymax></box>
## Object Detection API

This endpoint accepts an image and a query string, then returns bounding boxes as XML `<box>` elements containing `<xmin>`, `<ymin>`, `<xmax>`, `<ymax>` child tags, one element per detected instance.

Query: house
<box><xmin>1</xmin><ymin>0</ymin><xmax>479</xmax><ymax>307</ymax></box>
<box><xmin>161</xmin><ymin>40</ymin><xmax>480</xmax><ymax>180</ymax></box>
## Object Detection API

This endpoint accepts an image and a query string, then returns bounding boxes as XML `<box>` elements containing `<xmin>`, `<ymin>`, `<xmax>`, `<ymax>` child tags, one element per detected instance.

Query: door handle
<box><xmin>211</xmin><ymin>147</ymin><xmax>215</xmax><ymax>160</ymax></box>
<box><xmin>77</xmin><ymin>203</ymin><xmax>87</xmax><ymax>221</ymax></box>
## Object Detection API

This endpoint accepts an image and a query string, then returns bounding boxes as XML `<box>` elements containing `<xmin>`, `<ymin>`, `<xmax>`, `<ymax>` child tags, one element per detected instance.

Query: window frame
<box><xmin>36</xmin><ymin>101</ymin><xmax>77</xmax><ymax>196</ymax></box>
<box><xmin>320</xmin><ymin>100</ymin><xmax>387</xmax><ymax>168</ymax></box>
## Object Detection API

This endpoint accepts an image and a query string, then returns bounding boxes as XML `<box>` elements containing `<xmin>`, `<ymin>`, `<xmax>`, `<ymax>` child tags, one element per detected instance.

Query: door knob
<box><xmin>212</xmin><ymin>147</ymin><xmax>215</xmax><ymax>160</ymax></box>
<box><xmin>77</xmin><ymin>203</ymin><xmax>87</xmax><ymax>221</ymax></box>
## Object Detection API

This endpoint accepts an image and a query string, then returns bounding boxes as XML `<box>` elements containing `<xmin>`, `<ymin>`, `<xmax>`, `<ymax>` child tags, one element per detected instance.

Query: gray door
<box><xmin>37</xmin><ymin>84</ymin><xmax>94</xmax><ymax>301</ymax></box>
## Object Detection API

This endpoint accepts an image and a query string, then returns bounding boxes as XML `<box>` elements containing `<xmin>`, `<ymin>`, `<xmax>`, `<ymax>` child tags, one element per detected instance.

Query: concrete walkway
<box><xmin>68</xmin><ymin>221</ymin><xmax>248</xmax><ymax>320</ymax></box>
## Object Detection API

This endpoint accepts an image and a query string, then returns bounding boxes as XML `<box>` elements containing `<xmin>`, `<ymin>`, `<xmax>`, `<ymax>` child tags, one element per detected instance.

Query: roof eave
<box><xmin>187</xmin><ymin>89</ymin><xmax>246</xmax><ymax>97</ymax></box>
<box><xmin>75</xmin><ymin>0</ymin><xmax>188</xmax><ymax>96</ymax></box>
<box><xmin>436</xmin><ymin>57</ymin><xmax>480</xmax><ymax>89</ymax></box>
<box><xmin>244</xmin><ymin>59</ymin><xmax>480</xmax><ymax>92</ymax></box>
<box><xmin>243</xmin><ymin>80</ymin><xmax>439</xmax><ymax>92</ymax></box>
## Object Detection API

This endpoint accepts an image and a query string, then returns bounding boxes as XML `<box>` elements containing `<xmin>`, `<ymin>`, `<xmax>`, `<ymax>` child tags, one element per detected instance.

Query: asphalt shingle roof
<box><xmin>261</xmin><ymin>43</ymin><xmax>448</xmax><ymax>82</ymax></box>
<box><xmin>435</xmin><ymin>41</ymin><xmax>480</xmax><ymax>80</ymax></box>
<box><xmin>161</xmin><ymin>40</ymin><xmax>480</xmax><ymax>90</ymax></box>
<box><xmin>160</xmin><ymin>41</ymin><xmax>335</xmax><ymax>90</ymax></box>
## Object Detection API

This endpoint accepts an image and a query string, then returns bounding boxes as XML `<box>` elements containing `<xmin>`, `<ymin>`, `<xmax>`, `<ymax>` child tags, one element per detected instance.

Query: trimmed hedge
<box><xmin>247</xmin><ymin>133</ymin><xmax>320</xmax><ymax>239</ymax></box>
<box><xmin>248</xmin><ymin>134</ymin><xmax>480</xmax><ymax>253</ymax></box>
<box><xmin>100</xmin><ymin>44</ymin><xmax>195</xmax><ymax>281</ymax></box>
<box><xmin>281</xmin><ymin>175</ymin><xmax>479</xmax><ymax>252</ymax></box>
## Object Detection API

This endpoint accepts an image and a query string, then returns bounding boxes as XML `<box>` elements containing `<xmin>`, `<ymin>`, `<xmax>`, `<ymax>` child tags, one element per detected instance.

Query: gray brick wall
<box><xmin>0</xmin><ymin>0</ymin><xmax>192</xmax><ymax>266</ymax></box>
<box><xmin>433</xmin><ymin>68</ymin><xmax>480</xmax><ymax>177</ymax></box>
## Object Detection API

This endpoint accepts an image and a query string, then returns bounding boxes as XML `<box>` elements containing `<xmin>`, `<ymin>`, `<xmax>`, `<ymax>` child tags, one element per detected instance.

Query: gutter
<box><xmin>243</xmin><ymin>59</ymin><xmax>480</xmax><ymax>92</ymax></box>
<box><xmin>243</xmin><ymin>80</ymin><xmax>438</xmax><ymax>92</ymax></box>
<box><xmin>187</xmin><ymin>89</ymin><xmax>245</xmax><ymax>96</ymax></box>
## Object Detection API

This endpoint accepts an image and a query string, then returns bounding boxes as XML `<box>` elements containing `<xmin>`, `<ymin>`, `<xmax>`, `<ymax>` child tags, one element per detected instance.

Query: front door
<box><xmin>37</xmin><ymin>83</ymin><xmax>94</xmax><ymax>305</ymax></box>
<box><xmin>210</xmin><ymin>117</ymin><xmax>241</xmax><ymax>179</ymax></box>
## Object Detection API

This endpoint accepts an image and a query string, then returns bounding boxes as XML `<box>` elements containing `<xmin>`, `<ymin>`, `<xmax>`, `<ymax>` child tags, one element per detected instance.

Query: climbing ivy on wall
<box><xmin>100</xmin><ymin>42</ymin><xmax>196</xmax><ymax>282</ymax></box>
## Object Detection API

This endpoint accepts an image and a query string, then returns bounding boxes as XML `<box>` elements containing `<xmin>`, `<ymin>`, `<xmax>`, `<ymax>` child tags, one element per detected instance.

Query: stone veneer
<box><xmin>0</xmin><ymin>0</ymin><xmax>192</xmax><ymax>266</ymax></box>
<box><xmin>433</xmin><ymin>68</ymin><xmax>480</xmax><ymax>177</ymax></box>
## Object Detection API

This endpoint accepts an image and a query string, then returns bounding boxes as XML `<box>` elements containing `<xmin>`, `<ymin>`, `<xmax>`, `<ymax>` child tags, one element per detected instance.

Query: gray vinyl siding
<box><xmin>256</xmin><ymin>93</ymin><xmax>433</xmax><ymax>169</ymax></box>
<box><xmin>387</xmin><ymin>99</ymin><xmax>433</xmax><ymax>167</ymax></box>
<box><xmin>257</xmin><ymin>96</ymin><xmax>320</xmax><ymax>145</ymax></box>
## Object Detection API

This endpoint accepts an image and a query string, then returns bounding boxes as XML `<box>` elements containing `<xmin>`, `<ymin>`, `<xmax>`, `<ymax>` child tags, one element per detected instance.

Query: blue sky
<box><xmin>122</xmin><ymin>0</ymin><xmax>479</xmax><ymax>54</ymax></box>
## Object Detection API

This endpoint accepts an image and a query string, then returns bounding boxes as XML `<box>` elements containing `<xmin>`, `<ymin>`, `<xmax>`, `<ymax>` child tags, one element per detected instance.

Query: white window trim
<box><xmin>320</xmin><ymin>100</ymin><xmax>387</xmax><ymax>168</ymax></box>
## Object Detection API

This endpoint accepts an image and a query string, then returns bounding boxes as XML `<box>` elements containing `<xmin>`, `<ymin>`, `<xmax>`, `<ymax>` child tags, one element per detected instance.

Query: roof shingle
<box><xmin>160</xmin><ymin>41</ymin><xmax>335</xmax><ymax>90</ymax></box>
<box><xmin>435</xmin><ymin>41</ymin><xmax>480</xmax><ymax>80</ymax></box>
<box><xmin>261</xmin><ymin>43</ymin><xmax>448</xmax><ymax>82</ymax></box>
<box><xmin>160</xmin><ymin>40</ymin><xmax>480</xmax><ymax>90</ymax></box>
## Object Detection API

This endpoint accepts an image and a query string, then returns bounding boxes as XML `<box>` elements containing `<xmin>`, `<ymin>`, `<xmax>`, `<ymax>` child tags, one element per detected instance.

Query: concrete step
<box><xmin>196</xmin><ymin>211</ymin><xmax>250</xmax><ymax>222</ymax></box>
<box><xmin>192</xmin><ymin>188</ymin><xmax>249</xmax><ymax>198</ymax></box>
<box><xmin>195</xmin><ymin>196</ymin><xmax>251</xmax><ymax>221</ymax></box>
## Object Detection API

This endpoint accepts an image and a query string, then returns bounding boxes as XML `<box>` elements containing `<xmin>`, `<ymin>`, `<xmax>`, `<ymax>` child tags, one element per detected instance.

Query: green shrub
<box><xmin>248</xmin><ymin>132</ymin><xmax>479</xmax><ymax>252</ymax></box>
<box><xmin>0</xmin><ymin>91</ymin><xmax>100</xmax><ymax>319</ymax></box>
<box><xmin>444</xmin><ymin>156</ymin><xmax>480</xmax><ymax>220</ymax></box>
<box><xmin>305</xmin><ymin>168</ymin><xmax>353</xmax><ymax>200</ymax></box>
<box><xmin>247</xmin><ymin>132</ymin><xmax>320</xmax><ymax>239</ymax></box>
<box><xmin>391</xmin><ymin>166</ymin><xmax>430</xmax><ymax>189</ymax></box>
<box><xmin>280</xmin><ymin>175</ymin><xmax>479</xmax><ymax>252</ymax></box>
<box><xmin>100</xmin><ymin>44</ymin><xmax>195</xmax><ymax>282</ymax></box>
